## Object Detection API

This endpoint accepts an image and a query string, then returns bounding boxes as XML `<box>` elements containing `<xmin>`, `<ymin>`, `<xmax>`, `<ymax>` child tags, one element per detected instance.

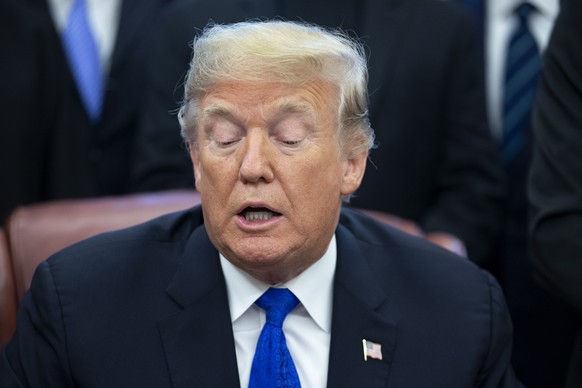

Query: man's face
<box><xmin>191</xmin><ymin>80</ymin><xmax>367</xmax><ymax>284</ymax></box>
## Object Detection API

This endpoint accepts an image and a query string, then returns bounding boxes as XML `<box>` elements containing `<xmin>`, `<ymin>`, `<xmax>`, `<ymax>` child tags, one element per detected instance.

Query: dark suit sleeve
<box><xmin>529</xmin><ymin>0</ymin><xmax>582</xmax><ymax>318</ymax></box>
<box><xmin>420</xmin><ymin>7</ymin><xmax>505</xmax><ymax>265</ymax></box>
<box><xmin>0</xmin><ymin>262</ymin><xmax>73</xmax><ymax>387</ymax></box>
<box><xmin>477</xmin><ymin>272</ymin><xmax>523</xmax><ymax>388</ymax></box>
<box><xmin>352</xmin><ymin>2</ymin><xmax>505</xmax><ymax>265</ymax></box>
<box><xmin>0</xmin><ymin>1</ymin><xmax>63</xmax><ymax>220</ymax></box>
<box><xmin>130</xmin><ymin>4</ymin><xmax>195</xmax><ymax>192</ymax></box>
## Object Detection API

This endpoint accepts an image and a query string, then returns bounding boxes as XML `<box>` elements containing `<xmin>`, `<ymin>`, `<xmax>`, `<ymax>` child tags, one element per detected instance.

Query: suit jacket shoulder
<box><xmin>0</xmin><ymin>206</ymin><xmax>243</xmax><ymax>387</ymax></box>
<box><xmin>333</xmin><ymin>207</ymin><xmax>521</xmax><ymax>387</ymax></box>
<box><xmin>1</xmin><ymin>206</ymin><xmax>520</xmax><ymax>387</ymax></box>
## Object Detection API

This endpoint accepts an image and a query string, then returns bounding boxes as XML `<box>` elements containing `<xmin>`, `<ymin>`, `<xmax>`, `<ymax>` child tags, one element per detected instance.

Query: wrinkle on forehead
<box><xmin>199</xmin><ymin>80</ymin><xmax>339</xmax><ymax>121</ymax></box>
<box><xmin>200</xmin><ymin>99</ymin><xmax>315</xmax><ymax>126</ymax></box>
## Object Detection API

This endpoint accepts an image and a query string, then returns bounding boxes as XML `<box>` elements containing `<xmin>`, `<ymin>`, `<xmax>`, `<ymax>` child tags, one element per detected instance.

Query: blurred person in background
<box><xmin>457</xmin><ymin>0</ymin><xmax>577</xmax><ymax>386</ymax></box>
<box><xmin>529</xmin><ymin>0</ymin><xmax>582</xmax><ymax>386</ymax></box>
<box><xmin>0</xmin><ymin>0</ymin><xmax>176</xmax><ymax>221</ymax></box>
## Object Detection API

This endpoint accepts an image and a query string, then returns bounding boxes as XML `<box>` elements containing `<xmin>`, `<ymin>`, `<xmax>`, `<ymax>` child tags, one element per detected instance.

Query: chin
<box><xmin>225</xmin><ymin>239</ymin><xmax>291</xmax><ymax>265</ymax></box>
<box><xmin>232</xmin><ymin>246</ymin><xmax>285</xmax><ymax>266</ymax></box>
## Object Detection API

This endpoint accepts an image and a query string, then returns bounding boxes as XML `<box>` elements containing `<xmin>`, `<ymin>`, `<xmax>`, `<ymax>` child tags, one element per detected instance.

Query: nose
<box><xmin>239</xmin><ymin>131</ymin><xmax>275</xmax><ymax>184</ymax></box>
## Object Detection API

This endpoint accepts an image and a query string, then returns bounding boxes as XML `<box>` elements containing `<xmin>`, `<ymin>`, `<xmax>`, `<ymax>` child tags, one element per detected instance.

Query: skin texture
<box><xmin>190</xmin><ymin>80</ymin><xmax>367</xmax><ymax>284</ymax></box>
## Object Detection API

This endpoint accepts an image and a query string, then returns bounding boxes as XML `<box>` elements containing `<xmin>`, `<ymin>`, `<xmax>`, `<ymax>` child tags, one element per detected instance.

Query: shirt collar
<box><xmin>490</xmin><ymin>0</ymin><xmax>559</xmax><ymax>20</ymax></box>
<box><xmin>220</xmin><ymin>234</ymin><xmax>337</xmax><ymax>333</ymax></box>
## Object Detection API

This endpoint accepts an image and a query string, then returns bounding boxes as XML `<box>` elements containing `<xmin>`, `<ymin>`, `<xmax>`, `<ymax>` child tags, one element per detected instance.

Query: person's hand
<box><xmin>426</xmin><ymin>232</ymin><xmax>467</xmax><ymax>258</ymax></box>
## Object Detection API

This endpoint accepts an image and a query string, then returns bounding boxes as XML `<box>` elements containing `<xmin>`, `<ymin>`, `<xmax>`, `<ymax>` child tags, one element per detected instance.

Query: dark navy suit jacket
<box><xmin>1</xmin><ymin>206</ymin><xmax>520</xmax><ymax>387</ymax></box>
<box><xmin>530</xmin><ymin>0</ymin><xmax>582</xmax><ymax>386</ymax></box>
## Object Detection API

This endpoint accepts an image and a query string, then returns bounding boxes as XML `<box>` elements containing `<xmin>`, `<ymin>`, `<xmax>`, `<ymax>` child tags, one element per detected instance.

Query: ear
<box><xmin>340</xmin><ymin>151</ymin><xmax>368</xmax><ymax>196</ymax></box>
<box><xmin>189</xmin><ymin>145</ymin><xmax>202</xmax><ymax>192</ymax></box>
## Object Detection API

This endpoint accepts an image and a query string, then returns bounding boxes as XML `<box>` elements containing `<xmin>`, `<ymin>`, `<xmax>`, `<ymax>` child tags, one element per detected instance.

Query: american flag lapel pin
<box><xmin>362</xmin><ymin>339</ymin><xmax>383</xmax><ymax>361</ymax></box>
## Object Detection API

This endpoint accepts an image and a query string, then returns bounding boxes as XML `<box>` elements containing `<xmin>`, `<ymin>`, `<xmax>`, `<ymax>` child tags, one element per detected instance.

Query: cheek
<box><xmin>288</xmin><ymin>155</ymin><xmax>344</xmax><ymax>206</ymax></box>
<box><xmin>291</xmin><ymin>165</ymin><xmax>344</xmax><ymax>238</ymax></box>
<box><xmin>200</xmin><ymin>149</ymin><xmax>236</xmax><ymax>177</ymax></box>
<box><xmin>195</xmin><ymin>154</ymin><xmax>231</xmax><ymax>198</ymax></box>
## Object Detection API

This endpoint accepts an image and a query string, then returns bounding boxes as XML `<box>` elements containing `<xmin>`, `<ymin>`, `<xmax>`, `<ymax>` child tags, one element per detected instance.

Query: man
<box><xmin>0</xmin><ymin>0</ymin><xmax>173</xmax><ymax>220</ymax></box>
<box><xmin>132</xmin><ymin>0</ymin><xmax>505</xmax><ymax>265</ymax></box>
<box><xmin>483</xmin><ymin>2</ymin><xmax>575</xmax><ymax>387</ymax></box>
<box><xmin>1</xmin><ymin>21</ymin><xmax>520</xmax><ymax>387</ymax></box>
<box><xmin>529</xmin><ymin>0</ymin><xmax>582</xmax><ymax>386</ymax></box>
<box><xmin>455</xmin><ymin>1</ymin><xmax>575</xmax><ymax>386</ymax></box>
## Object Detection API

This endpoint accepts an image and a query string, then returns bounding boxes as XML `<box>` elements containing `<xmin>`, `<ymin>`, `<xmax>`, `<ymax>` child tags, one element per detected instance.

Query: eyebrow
<box><xmin>201</xmin><ymin>99</ymin><xmax>314</xmax><ymax>125</ymax></box>
<box><xmin>270</xmin><ymin>99</ymin><xmax>313</xmax><ymax>116</ymax></box>
<box><xmin>201</xmin><ymin>103</ymin><xmax>239</xmax><ymax>122</ymax></box>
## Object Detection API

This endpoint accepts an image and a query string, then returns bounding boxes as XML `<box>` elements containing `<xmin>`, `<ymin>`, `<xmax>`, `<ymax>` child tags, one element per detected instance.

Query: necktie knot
<box><xmin>256</xmin><ymin>288</ymin><xmax>299</xmax><ymax>328</ymax></box>
<box><xmin>516</xmin><ymin>3</ymin><xmax>536</xmax><ymax>23</ymax></box>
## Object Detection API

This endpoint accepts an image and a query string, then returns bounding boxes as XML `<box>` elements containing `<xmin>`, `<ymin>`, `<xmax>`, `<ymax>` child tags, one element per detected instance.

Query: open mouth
<box><xmin>240</xmin><ymin>207</ymin><xmax>282</xmax><ymax>222</ymax></box>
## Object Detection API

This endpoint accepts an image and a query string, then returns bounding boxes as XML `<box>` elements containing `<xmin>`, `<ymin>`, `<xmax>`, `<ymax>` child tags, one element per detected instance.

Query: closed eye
<box><xmin>214</xmin><ymin>138</ymin><xmax>241</xmax><ymax>147</ymax></box>
<box><xmin>274</xmin><ymin>137</ymin><xmax>305</xmax><ymax>149</ymax></box>
<box><xmin>281</xmin><ymin>139</ymin><xmax>302</xmax><ymax>146</ymax></box>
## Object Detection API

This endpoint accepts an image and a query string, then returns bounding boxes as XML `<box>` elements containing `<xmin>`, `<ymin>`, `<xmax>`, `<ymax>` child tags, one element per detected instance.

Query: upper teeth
<box><xmin>245</xmin><ymin>211</ymin><xmax>273</xmax><ymax>221</ymax></box>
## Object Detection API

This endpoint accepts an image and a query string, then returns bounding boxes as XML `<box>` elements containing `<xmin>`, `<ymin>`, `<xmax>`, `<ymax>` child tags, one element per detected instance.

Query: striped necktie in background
<box><xmin>502</xmin><ymin>2</ymin><xmax>540</xmax><ymax>169</ymax></box>
<box><xmin>61</xmin><ymin>0</ymin><xmax>103</xmax><ymax>123</ymax></box>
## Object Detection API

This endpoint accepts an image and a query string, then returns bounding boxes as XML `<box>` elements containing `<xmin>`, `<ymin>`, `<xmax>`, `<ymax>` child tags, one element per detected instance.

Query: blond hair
<box><xmin>178</xmin><ymin>20</ymin><xmax>374</xmax><ymax>158</ymax></box>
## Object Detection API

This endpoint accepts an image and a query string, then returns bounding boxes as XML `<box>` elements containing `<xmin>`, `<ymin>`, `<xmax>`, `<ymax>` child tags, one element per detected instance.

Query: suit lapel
<box><xmin>327</xmin><ymin>223</ymin><xmax>397</xmax><ymax>387</ymax></box>
<box><xmin>158</xmin><ymin>225</ymin><xmax>240</xmax><ymax>388</ymax></box>
<box><xmin>158</xmin><ymin>211</ymin><xmax>398</xmax><ymax>387</ymax></box>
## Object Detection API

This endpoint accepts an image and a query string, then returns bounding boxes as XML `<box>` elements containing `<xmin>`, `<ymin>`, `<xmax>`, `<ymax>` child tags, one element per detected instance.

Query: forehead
<box><xmin>198</xmin><ymin>80</ymin><xmax>339</xmax><ymax>121</ymax></box>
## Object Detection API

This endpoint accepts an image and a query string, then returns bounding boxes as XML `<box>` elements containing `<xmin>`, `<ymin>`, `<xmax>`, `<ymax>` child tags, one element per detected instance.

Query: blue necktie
<box><xmin>502</xmin><ymin>3</ymin><xmax>540</xmax><ymax>167</ymax></box>
<box><xmin>249</xmin><ymin>288</ymin><xmax>301</xmax><ymax>388</ymax></box>
<box><xmin>61</xmin><ymin>0</ymin><xmax>103</xmax><ymax>122</ymax></box>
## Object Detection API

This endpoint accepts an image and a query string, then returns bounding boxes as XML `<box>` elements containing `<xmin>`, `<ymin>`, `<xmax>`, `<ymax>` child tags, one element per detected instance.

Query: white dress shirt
<box><xmin>220</xmin><ymin>235</ymin><xmax>337</xmax><ymax>388</ymax></box>
<box><xmin>485</xmin><ymin>0</ymin><xmax>559</xmax><ymax>138</ymax></box>
<box><xmin>47</xmin><ymin>0</ymin><xmax>122</xmax><ymax>76</ymax></box>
